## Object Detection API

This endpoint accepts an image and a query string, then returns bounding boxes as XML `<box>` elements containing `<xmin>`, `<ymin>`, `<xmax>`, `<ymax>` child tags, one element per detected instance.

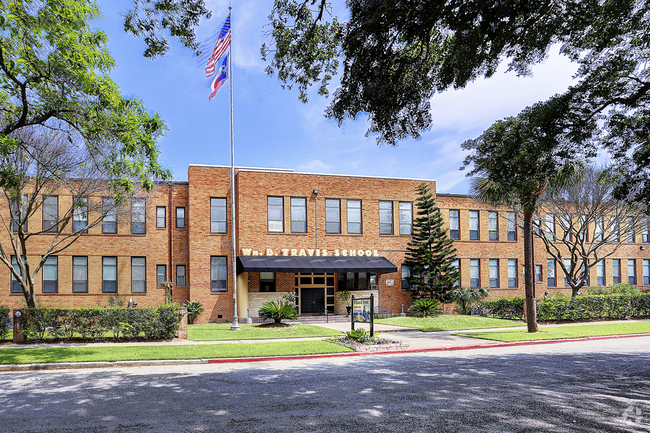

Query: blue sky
<box><xmin>95</xmin><ymin>0</ymin><xmax>578</xmax><ymax>193</ymax></box>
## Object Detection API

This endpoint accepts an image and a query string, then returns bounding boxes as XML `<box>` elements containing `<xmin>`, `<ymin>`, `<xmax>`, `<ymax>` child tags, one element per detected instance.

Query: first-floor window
<box><xmin>401</xmin><ymin>265</ymin><xmax>411</xmax><ymax>289</ymax></box>
<box><xmin>211</xmin><ymin>256</ymin><xmax>228</xmax><ymax>292</ymax></box>
<box><xmin>470</xmin><ymin>259</ymin><xmax>480</xmax><ymax>288</ymax></box>
<box><xmin>547</xmin><ymin>259</ymin><xmax>556</xmax><ymax>287</ymax></box>
<box><xmin>536</xmin><ymin>264</ymin><xmax>542</xmax><ymax>283</ymax></box>
<box><xmin>338</xmin><ymin>272</ymin><xmax>377</xmax><ymax>290</ymax></box>
<box><xmin>103</xmin><ymin>257</ymin><xmax>117</xmax><ymax>293</ymax></box>
<box><xmin>11</xmin><ymin>256</ymin><xmax>22</xmax><ymax>293</ymax></box>
<box><xmin>42</xmin><ymin>256</ymin><xmax>58</xmax><ymax>293</ymax></box>
<box><xmin>451</xmin><ymin>259</ymin><xmax>460</xmax><ymax>287</ymax></box>
<box><xmin>597</xmin><ymin>261</ymin><xmax>605</xmax><ymax>286</ymax></box>
<box><xmin>73</xmin><ymin>256</ymin><xmax>88</xmax><ymax>293</ymax></box>
<box><xmin>176</xmin><ymin>265</ymin><xmax>186</xmax><ymax>286</ymax></box>
<box><xmin>260</xmin><ymin>272</ymin><xmax>276</xmax><ymax>292</ymax></box>
<box><xmin>612</xmin><ymin>259</ymin><xmax>621</xmax><ymax>284</ymax></box>
<box><xmin>563</xmin><ymin>259</ymin><xmax>571</xmax><ymax>287</ymax></box>
<box><xmin>132</xmin><ymin>257</ymin><xmax>146</xmax><ymax>293</ymax></box>
<box><xmin>643</xmin><ymin>259</ymin><xmax>650</xmax><ymax>285</ymax></box>
<box><xmin>628</xmin><ymin>259</ymin><xmax>636</xmax><ymax>285</ymax></box>
<box><xmin>508</xmin><ymin>259</ymin><xmax>517</xmax><ymax>288</ymax></box>
<box><xmin>157</xmin><ymin>264</ymin><xmax>167</xmax><ymax>285</ymax></box>
<box><xmin>489</xmin><ymin>259</ymin><xmax>499</xmax><ymax>288</ymax></box>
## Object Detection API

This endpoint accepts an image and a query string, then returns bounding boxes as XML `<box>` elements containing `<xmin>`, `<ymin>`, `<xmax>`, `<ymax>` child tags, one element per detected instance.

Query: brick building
<box><xmin>2</xmin><ymin>165</ymin><xmax>649</xmax><ymax>323</ymax></box>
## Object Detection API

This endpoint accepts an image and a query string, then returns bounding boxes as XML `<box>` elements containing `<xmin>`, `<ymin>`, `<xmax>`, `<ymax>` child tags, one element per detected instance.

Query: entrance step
<box><xmin>298</xmin><ymin>315</ymin><xmax>350</xmax><ymax>324</ymax></box>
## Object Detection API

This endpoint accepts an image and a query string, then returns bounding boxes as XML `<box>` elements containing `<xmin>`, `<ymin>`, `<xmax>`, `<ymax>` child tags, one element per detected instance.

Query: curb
<box><xmin>1</xmin><ymin>333</ymin><xmax>648</xmax><ymax>372</ymax></box>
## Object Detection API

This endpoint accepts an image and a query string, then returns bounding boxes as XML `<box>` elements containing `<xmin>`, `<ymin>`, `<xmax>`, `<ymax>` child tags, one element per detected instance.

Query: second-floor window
<box><xmin>156</xmin><ymin>206</ymin><xmax>166</xmax><ymax>228</ymax></box>
<box><xmin>347</xmin><ymin>199</ymin><xmax>362</xmax><ymax>234</ymax></box>
<box><xmin>449</xmin><ymin>209</ymin><xmax>460</xmax><ymax>240</ymax></box>
<box><xmin>325</xmin><ymin>198</ymin><xmax>341</xmax><ymax>234</ymax></box>
<box><xmin>103</xmin><ymin>198</ymin><xmax>117</xmax><ymax>234</ymax></box>
<box><xmin>211</xmin><ymin>198</ymin><xmax>227</xmax><ymax>233</ymax></box>
<box><xmin>506</xmin><ymin>212</ymin><xmax>516</xmax><ymax>241</ymax></box>
<box><xmin>545</xmin><ymin>213</ymin><xmax>555</xmax><ymax>240</ymax></box>
<box><xmin>379</xmin><ymin>201</ymin><xmax>393</xmax><ymax>235</ymax></box>
<box><xmin>73</xmin><ymin>197</ymin><xmax>88</xmax><ymax>233</ymax></box>
<box><xmin>290</xmin><ymin>197</ymin><xmax>307</xmax><ymax>233</ymax></box>
<box><xmin>11</xmin><ymin>194</ymin><xmax>28</xmax><ymax>232</ymax></box>
<box><xmin>267</xmin><ymin>196</ymin><xmax>283</xmax><ymax>233</ymax></box>
<box><xmin>131</xmin><ymin>198</ymin><xmax>146</xmax><ymax>234</ymax></box>
<box><xmin>627</xmin><ymin>217</ymin><xmax>635</xmax><ymax>243</ymax></box>
<box><xmin>488</xmin><ymin>211</ymin><xmax>498</xmax><ymax>241</ymax></box>
<box><xmin>469</xmin><ymin>210</ymin><xmax>479</xmax><ymax>240</ymax></box>
<box><xmin>176</xmin><ymin>207</ymin><xmax>186</xmax><ymax>228</ymax></box>
<box><xmin>399</xmin><ymin>202</ymin><xmax>412</xmax><ymax>235</ymax></box>
<box><xmin>43</xmin><ymin>195</ymin><xmax>58</xmax><ymax>232</ymax></box>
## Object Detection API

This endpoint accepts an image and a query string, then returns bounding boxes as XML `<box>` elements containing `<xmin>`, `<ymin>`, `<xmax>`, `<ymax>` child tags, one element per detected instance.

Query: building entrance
<box><xmin>296</xmin><ymin>273</ymin><xmax>335</xmax><ymax>315</ymax></box>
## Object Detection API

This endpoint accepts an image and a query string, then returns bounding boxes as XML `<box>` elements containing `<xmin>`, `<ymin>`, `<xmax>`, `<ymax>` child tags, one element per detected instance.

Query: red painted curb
<box><xmin>206</xmin><ymin>333</ymin><xmax>650</xmax><ymax>364</ymax></box>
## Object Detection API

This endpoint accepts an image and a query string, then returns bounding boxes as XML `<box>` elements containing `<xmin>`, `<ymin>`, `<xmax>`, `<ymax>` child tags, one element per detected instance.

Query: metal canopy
<box><xmin>236</xmin><ymin>255</ymin><xmax>397</xmax><ymax>275</ymax></box>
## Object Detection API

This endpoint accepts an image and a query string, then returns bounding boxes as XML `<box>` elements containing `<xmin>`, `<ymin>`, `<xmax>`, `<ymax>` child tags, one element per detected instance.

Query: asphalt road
<box><xmin>1</xmin><ymin>337</ymin><xmax>649</xmax><ymax>432</ymax></box>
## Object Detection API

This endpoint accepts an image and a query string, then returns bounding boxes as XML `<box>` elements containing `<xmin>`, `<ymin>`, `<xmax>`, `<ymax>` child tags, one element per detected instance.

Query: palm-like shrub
<box><xmin>408</xmin><ymin>298</ymin><xmax>442</xmax><ymax>318</ymax></box>
<box><xmin>451</xmin><ymin>286</ymin><xmax>490</xmax><ymax>315</ymax></box>
<box><xmin>258</xmin><ymin>300</ymin><xmax>299</xmax><ymax>324</ymax></box>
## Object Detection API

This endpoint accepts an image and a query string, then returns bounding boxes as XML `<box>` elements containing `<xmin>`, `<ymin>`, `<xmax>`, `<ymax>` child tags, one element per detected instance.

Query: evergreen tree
<box><xmin>403</xmin><ymin>183</ymin><xmax>459</xmax><ymax>303</ymax></box>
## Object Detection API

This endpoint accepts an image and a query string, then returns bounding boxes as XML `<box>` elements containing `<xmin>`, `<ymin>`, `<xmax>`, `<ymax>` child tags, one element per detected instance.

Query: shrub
<box><xmin>408</xmin><ymin>298</ymin><xmax>442</xmax><ymax>317</ymax></box>
<box><xmin>0</xmin><ymin>306</ymin><xmax>10</xmax><ymax>340</ymax></box>
<box><xmin>583</xmin><ymin>283</ymin><xmax>641</xmax><ymax>296</ymax></box>
<box><xmin>258</xmin><ymin>300</ymin><xmax>299</xmax><ymax>324</ymax></box>
<box><xmin>481</xmin><ymin>297</ymin><xmax>525</xmax><ymax>320</ymax></box>
<box><xmin>182</xmin><ymin>300</ymin><xmax>204</xmax><ymax>324</ymax></box>
<box><xmin>451</xmin><ymin>287</ymin><xmax>490</xmax><ymax>315</ymax></box>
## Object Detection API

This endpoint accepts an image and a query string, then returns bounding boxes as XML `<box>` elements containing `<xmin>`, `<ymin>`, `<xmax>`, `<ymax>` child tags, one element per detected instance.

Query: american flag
<box><xmin>198</xmin><ymin>14</ymin><xmax>231</xmax><ymax>78</ymax></box>
<box><xmin>209</xmin><ymin>54</ymin><xmax>229</xmax><ymax>100</ymax></box>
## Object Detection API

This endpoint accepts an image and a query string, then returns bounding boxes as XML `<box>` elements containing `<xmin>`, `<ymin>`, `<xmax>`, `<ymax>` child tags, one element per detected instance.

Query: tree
<box><xmin>0</xmin><ymin>0</ymin><xmax>170</xmax><ymax>193</ymax></box>
<box><xmin>263</xmin><ymin>1</ymin><xmax>650</xmax><ymax>201</ymax></box>
<box><xmin>403</xmin><ymin>182</ymin><xmax>459</xmax><ymax>303</ymax></box>
<box><xmin>0</xmin><ymin>127</ymin><xmax>141</xmax><ymax>308</ymax></box>
<box><xmin>533</xmin><ymin>166</ymin><xmax>646</xmax><ymax>297</ymax></box>
<box><xmin>461</xmin><ymin>98</ymin><xmax>590</xmax><ymax>332</ymax></box>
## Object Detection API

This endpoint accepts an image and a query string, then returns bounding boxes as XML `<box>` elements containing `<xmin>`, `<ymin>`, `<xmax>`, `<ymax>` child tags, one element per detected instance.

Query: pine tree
<box><xmin>404</xmin><ymin>183</ymin><xmax>459</xmax><ymax>303</ymax></box>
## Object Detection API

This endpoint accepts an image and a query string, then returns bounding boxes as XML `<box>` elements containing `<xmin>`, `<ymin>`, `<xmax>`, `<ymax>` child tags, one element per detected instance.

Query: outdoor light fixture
<box><xmin>313</xmin><ymin>189</ymin><xmax>319</xmax><ymax>194</ymax></box>
<box><xmin>641</xmin><ymin>246</ymin><xmax>646</xmax><ymax>251</ymax></box>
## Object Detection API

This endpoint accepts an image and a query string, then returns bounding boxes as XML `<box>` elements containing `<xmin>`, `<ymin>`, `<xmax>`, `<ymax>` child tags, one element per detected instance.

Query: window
<box><xmin>449</xmin><ymin>210</ymin><xmax>460</xmax><ymax>240</ymax></box>
<box><xmin>338</xmin><ymin>272</ymin><xmax>377</xmax><ymax>291</ymax></box>
<box><xmin>157</xmin><ymin>264</ymin><xmax>167</xmax><ymax>285</ymax></box>
<box><xmin>131</xmin><ymin>198</ymin><xmax>146</xmax><ymax>234</ymax></box>
<box><xmin>42</xmin><ymin>256</ymin><xmax>58</xmax><ymax>293</ymax></box>
<box><xmin>547</xmin><ymin>259</ymin><xmax>556</xmax><ymax>287</ymax></box>
<box><xmin>324</xmin><ymin>199</ymin><xmax>341</xmax><ymax>234</ymax></box>
<box><xmin>469</xmin><ymin>211</ymin><xmax>479</xmax><ymax>240</ymax></box>
<box><xmin>643</xmin><ymin>221</ymin><xmax>649</xmax><ymax>243</ymax></box>
<box><xmin>11</xmin><ymin>194</ymin><xmax>28</xmax><ymax>232</ymax></box>
<box><xmin>103</xmin><ymin>198</ymin><xmax>117</xmax><ymax>234</ymax></box>
<box><xmin>470</xmin><ymin>259</ymin><xmax>480</xmax><ymax>288</ymax></box>
<box><xmin>610</xmin><ymin>217</ymin><xmax>620</xmax><ymax>242</ymax></box>
<box><xmin>597</xmin><ymin>261</ymin><xmax>605</xmax><ymax>286</ymax></box>
<box><xmin>290</xmin><ymin>197</ymin><xmax>307</xmax><ymax>233</ymax></box>
<box><xmin>73</xmin><ymin>256</ymin><xmax>88</xmax><ymax>293</ymax></box>
<box><xmin>401</xmin><ymin>265</ymin><xmax>411</xmax><ymax>289</ymax></box>
<box><xmin>176</xmin><ymin>265</ymin><xmax>186</xmax><ymax>286</ymax></box>
<box><xmin>267</xmin><ymin>196</ymin><xmax>283</xmax><ymax>233</ymax></box>
<box><xmin>545</xmin><ymin>213</ymin><xmax>555</xmax><ymax>240</ymax></box>
<box><xmin>628</xmin><ymin>259</ymin><xmax>636</xmax><ymax>285</ymax></box>
<box><xmin>399</xmin><ymin>202</ymin><xmax>412</xmax><ymax>235</ymax></box>
<box><xmin>347</xmin><ymin>199</ymin><xmax>362</xmax><ymax>234</ymax></box>
<box><xmin>211</xmin><ymin>198</ymin><xmax>227</xmax><ymax>233</ymax></box>
<box><xmin>102</xmin><ymin>257</ymin><xmax>117</xmax><ymax>293</ymax></box>
<box><xmin>43</xmin><ymin>195</ymin><xmax>58</xmax><ymax>232</ymax></box>
<box><xmin>379</xmin><ymin>201</ymin><xmax>393</xmax><ymax>235</ymax></box>
<box><xmin>627</xmin><ymin>217</ymin><xmax>635</xmax><ymax>243</ymax></box>
<box><xmin>506</xmin><ymin>212</ymin><xmax>516</xmax><ymax>241</ymax></box>
<box><xmin>508</xmin><ymin>259</ymin><xmax>517</xmax><ymax>288</ymax></box>
<box><xmin>594</xmin><ymin>217</ymin><xmax>604</xmax><ymax>241</ymax></box>
<box><xmin>643</xmin><ymin>259</ymin><xmax>650</xmax><ymax>285</ymax></box>
<box><xmin>451</xmin><ymin>259</ymin><xmax>460</xmax><ymax>287</ymax></box>
<box><xmin>533</xmin><ymin>218</ymin><xmax>541</xmax><ymax>235</ymax></box>
<box><xmin>562</xmin><ymin>214</ymin><xmax>572</xmax><ymax>242</ymax></box>
<box><xmin>563</xmin><ymin>258</ymin><xmax>571</xmax><ymax>287</ymax></box>
<box><xmin>536</xmin><ymin>264</ymin><xmax>543</xmax><ymax>283</ymax></box>
<box><xmin>579</xmin><ymin>215</ymin><xmax>588</xmax><ymax>242</ymax></box>
<box><xmin>260</xmin><ymin>272</ymin><xmax>276</xmax><ymax>292</ymax></box>
<box><xmin>72</xmin><ymin>197</ymin><xmax>88</xmax><ymax>233</ymax></box>
<box><xmin>489</xmin><ymin>259</ymin><xmax>499</xmax><ymax>288</ymax></box>
<box><xmin>156</xmin><ymin>206</ymin><xmax>166</xmax><ymax>228</ymax></box>
<box><xmin>11</xmin><ymin>256</ymin><xmax>22</xmax><ymax>293</ymax></box>
<box><xmin>612</xmin><ymin>259</ymin><xmax>621</xmax><ymax>284</ymax></box>
<box><xmin>176</xmin><ymin>207</ymin><xmax>186</xmax><ymax>228</ymax></box>
<box><xmin>211</xmin><ymin>256</ymin><xmax>228</xmax><ymax>292</ymax></box>
<box><xmin>132</xmin><ymin>257</ymin><xmax>146</xmax><ymax>293</ymax></box>
<box><xmin>488</xmin><ymin>211</ymin><xmax>498</xmax><ymax>241</ymax></box>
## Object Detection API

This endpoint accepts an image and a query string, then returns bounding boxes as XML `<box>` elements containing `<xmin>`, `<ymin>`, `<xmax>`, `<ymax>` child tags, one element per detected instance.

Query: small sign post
<box><xmin>350</xmin><ymin>294</ymin><xmax>374</xmax><ymax>336</ymax></box>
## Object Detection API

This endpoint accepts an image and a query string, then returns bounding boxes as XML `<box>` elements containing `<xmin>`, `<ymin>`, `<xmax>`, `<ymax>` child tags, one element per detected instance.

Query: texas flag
<box><xmin>209</xmin><ymin>54</ymin><xmax>228</xmax><ymax>100</ymax></box>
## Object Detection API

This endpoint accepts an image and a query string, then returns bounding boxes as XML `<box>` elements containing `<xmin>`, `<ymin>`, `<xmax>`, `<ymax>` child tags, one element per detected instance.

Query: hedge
<box><xmin>20</xmin><ymin>305</ymin><xmax>179</xmax><ymax>341</ymax></box>
<box><xmin>481</xmin><ymin>293</ymin><xmax>650</xmax><ymax>322</ymax></box>
<box><xmin>0</xmin><ymin>306</ymin><xmax>10</xmax><ymax>340</ymax></box>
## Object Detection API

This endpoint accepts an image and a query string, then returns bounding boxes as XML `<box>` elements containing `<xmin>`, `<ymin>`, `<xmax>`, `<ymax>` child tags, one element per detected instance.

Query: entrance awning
<box><xmin>236</xmin><ymin>255</ymin><xmax>397</xmax><ymax>275</ymax></box>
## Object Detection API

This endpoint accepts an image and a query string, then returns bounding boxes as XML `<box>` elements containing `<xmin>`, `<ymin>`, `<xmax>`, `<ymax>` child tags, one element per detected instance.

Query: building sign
<box><xmin>386</xmin><ymin>279</ymin><xmax>394</xmax><ymax>286</ymax></box>
<box><xmin>241</xmin><ymin>248</ymin><xmax>380</xmax><ymax>257</ymax></box>
<box><xmin>351</xmin><ymin>294</ymin><xmax>375</xmax><ymax>336</ymax></box>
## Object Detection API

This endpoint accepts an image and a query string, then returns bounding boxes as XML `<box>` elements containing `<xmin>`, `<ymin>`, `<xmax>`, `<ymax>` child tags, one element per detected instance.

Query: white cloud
<box><xmin>298</xmin><ymin>159</ymin><xmax>331</xmax><ymax>172</ymax></box>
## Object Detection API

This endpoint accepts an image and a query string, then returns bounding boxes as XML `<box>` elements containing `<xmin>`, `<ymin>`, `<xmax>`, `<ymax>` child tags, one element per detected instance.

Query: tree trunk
<box><xmin>523</xmin><ymin>210</ymin><xmax>539</xmax><ymax>333</ymax></box>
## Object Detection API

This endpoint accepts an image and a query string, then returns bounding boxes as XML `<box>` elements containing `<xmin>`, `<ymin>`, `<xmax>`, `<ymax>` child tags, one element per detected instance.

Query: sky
<box><xmin>95</xmin><ymin>0</ymin><xmax>579</xmax><ymax>194</ymax></box>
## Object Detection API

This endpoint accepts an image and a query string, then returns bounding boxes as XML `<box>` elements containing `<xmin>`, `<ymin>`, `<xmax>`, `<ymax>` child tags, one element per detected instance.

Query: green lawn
<box><xmin>456</xmin><ymin>321</ymin><xmax>650</xmax><ymax>342</ymax></box>
<box><xmin>0</xmin><ymin>340</ymin><xmax>351</xmax><ymax>365</ymax></box>
<box><xmin>376</xmin><ymin>315</ymin><xmax>525</xmax><ymax>332</ymax></box>
<box><xmin>188</xmin><ymin>323</ymin><xmax>343</xmax><ymax>341</ymax></box>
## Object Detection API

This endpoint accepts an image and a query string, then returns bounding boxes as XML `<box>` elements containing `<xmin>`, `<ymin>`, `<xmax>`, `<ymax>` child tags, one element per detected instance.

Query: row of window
<box><xmin>11</xmin><ymin>196</ymin><xmax>186</xmax><ymax>235</ymax></box>
<box><xmin>448</xmin><ymin>210</ymin><xmax>518</xmax><ymax>241</ymax></box>
<box><xmin>267</xmin><ymin>197</ymin><xmax>413</xmax><ymax>235</ymax></box>
<box><xmin>10</xmin><ymin>257</ymin><xmax>187</xmax><ymax>294</ymax></box>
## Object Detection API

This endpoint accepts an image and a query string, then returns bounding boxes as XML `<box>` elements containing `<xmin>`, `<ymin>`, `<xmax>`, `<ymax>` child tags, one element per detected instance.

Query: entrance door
<box><xmin>300</xmin><ymin>287</ymin><xmax>324</xmax><ymax>314</ymax></box>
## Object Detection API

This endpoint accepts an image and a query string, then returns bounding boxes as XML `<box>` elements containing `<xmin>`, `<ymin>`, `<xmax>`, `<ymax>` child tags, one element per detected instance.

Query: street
<box><xmin>1</xmin><ymin>337</ymin><xmax>649</xmax><ymax>432</ymax></box>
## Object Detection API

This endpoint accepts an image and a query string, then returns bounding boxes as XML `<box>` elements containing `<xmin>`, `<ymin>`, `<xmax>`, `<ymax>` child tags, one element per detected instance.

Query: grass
<box><xmin>456</xmin><ymin>321</ymin><xmax>650</xmax><ymax>342</ymax></box>
<box><xmin>0</xmin><ymin>340</ymin><xmax>351</xmax><ymax>365</ymax></box>
<box><xmin>376</xmin><ymin>315</ymin><xmax>525</xmax><ymax>332</ymax></box>
<box><xmin>187</xmin><ymin>323</ymin><xmax>343</xmax><ymax>341</ymax></box>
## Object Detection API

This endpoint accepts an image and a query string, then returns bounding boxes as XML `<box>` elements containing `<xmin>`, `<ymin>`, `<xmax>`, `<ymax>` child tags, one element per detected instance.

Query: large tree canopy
<box><xmin>0</xmin><ymin>0</ymin><xmax>171</xmax><ymax>195</ymax></box>
<box><xmin>263</xmin><ymin>0</ymin><xmax>650</xmax><ymax>201</ymax></box>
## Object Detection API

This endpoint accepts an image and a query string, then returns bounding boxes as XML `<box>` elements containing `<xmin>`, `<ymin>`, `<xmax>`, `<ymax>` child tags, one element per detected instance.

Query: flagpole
<box><xmin>228</xmin><ymin>3</ymin><xmax>240</xmax><ymax>331</ymax></box>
